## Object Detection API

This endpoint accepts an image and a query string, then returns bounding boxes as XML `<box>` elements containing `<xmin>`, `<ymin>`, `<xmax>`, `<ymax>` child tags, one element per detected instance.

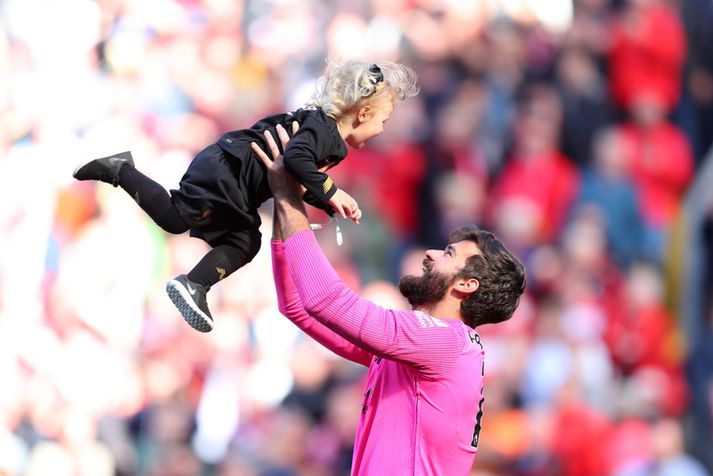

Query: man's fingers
<box><xmin>251</xmin><ymin>142</ymin><xmax>272</xmax><ymax>167</ymax></box>
<box><xmin>292</xmin><ymin>121</ymin><xmax>299</xmax><ymax>135</ymax></box>
<box><xmin>275</xmin><ymin>124</ymin><xmax>291</xmax><ymax>149</ymax></box>
<box><xmin>263</xmin><ymin>130</ymin><xmax>281</xmax><ymax>160</ymax></box>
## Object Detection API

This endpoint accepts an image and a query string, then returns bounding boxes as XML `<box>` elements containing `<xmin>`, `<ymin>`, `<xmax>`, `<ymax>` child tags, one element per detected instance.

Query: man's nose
<box><xmin>425</xmin><ymin>249</ymin><xmax>438</xmax><ymax>261</ymax></box>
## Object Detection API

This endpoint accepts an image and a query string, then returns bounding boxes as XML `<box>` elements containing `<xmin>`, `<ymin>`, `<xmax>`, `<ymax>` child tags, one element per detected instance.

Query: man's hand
<box><xmin>252</xmin><ymin>122</ymin><xmax>310</xmax><ymax>239</ymax></box>
<box><xmin>251</xmin><ymin>123</ymin><xmax>301</xmax><ymax>200</ymax></box>
<box><xmin>253</xmin><ymin>122</ymin><xmax>362</xmax><ymax>224</ymax></box>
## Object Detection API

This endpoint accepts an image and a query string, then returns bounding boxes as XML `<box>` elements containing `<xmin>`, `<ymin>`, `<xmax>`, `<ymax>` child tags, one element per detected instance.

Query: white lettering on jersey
<box><xmin>414</xmin><ymin>310</ymin><xmax>449</xmax><ymax>328</ymax></box>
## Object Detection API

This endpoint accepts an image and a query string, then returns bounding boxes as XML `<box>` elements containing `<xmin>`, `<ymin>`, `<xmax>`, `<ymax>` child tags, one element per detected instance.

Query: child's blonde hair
<box><xmin>307</xmin><ymin>59</ymin><xmax>419</xmax><ymax>119</ymax></box>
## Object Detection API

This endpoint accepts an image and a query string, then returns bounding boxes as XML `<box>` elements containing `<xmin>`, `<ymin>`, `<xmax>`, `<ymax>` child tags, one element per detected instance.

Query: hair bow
<box><xmin>368</xmin><ymin>64</ymin><xmax>384</xmax><ymax>85</ymax></box>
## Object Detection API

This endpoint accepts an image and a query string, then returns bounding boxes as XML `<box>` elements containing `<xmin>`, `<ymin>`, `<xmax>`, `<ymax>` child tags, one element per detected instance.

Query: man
<box><xmin>254</xmin><ymin>125</ymin><xmax>526</xmax><ymax>475</ymax></box>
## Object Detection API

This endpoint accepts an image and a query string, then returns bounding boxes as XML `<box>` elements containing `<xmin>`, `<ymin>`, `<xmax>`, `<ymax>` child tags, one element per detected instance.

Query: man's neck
<box><xmin>413</xmin><ymin>300</ymin><xmax>463</xmax><ymax>322</ymax></box>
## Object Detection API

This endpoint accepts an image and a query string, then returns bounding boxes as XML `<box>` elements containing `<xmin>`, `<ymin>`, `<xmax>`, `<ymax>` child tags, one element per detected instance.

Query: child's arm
<box><xmin>280</xmin><ymin>125</ymin><xmax>335</xmax><ymax>203</ymax></box>
<box><xmin>277</xmin><ymin>118</ymin><xmax>360</xmax><ymax>222</ymax></box>
<box><xmin>316</xmin><ymin>162</ymin><xmax>362</xmax><ymax>223</ymax></box>
<box><xmin>327</xmin><ymin>188</ymin><xmax>362</xmax><ymax>223</ymax></box>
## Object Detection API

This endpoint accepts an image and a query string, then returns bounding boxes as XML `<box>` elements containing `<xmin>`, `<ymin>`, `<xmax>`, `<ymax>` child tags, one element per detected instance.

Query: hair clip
<box><xmin>368</xmin><ymin>64</ymin><xmax>384</xmax><ymax>85</ymax></box>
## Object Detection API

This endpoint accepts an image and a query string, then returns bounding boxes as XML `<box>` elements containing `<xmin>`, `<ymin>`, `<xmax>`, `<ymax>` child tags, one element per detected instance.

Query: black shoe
<box><xmin>73</xmin><ymin>151</ymin><xmax>134</xmax><ymax>187</ymax></box>
<box><xmin>166</xmin><ymin>275</ymin><xmax>214</xmax><ymax>332</ymax></box>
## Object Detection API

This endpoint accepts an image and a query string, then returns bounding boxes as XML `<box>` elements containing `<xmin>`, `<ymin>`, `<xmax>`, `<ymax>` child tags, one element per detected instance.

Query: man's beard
<box><xmin>398</xmin><ymin>262</ymin><xmax>455</xmax><ymax>307</ymax></box>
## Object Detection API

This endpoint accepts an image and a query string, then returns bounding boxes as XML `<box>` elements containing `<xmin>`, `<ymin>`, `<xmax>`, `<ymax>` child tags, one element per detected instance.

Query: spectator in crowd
<box><xmin>648</xmin><ymin>417</ymin><xmax>710</xmax><ymax>476</ymax></box>
<box><xmin>615</xmin><ymin>91</ymin><xmax>694</xmax><ymax>261</ymax></box>
<box><xmin>488</xmin><ymin>83</ymin><xmax>580</xmax><ymax>249</ymax></box>
<box><xmin>556</xmin><ymin>46</ymin><xmax>612</xmax><ymax>169</ymax></box>
<box><xmin>573</xmin><ymin>127</ymin><xmax>644</xmax><ymax>268</ymax></box>
<box><xmin>608</xmin><ymin>0</ymin><xmax>687</xmax><ymax>116</ymax></box>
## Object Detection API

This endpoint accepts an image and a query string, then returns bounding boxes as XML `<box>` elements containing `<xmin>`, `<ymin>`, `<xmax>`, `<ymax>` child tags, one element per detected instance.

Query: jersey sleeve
<box><xmin>271</xmin><ymin>240</ymin><xmax>372</xmax><ymax>367</ymax></box>
<box><xmin>282</xmin><ymin>116</ymin><xmax>339</xmax><ymax>208</ymax></box>
<box><xmin>282</xmin><ymin>230</ymin><xmax>466</xmax><ymax>379</ymax></box>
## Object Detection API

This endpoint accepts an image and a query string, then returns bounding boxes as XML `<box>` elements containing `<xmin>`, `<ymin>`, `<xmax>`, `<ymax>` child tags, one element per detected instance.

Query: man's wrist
<box><xmin>273</xmin><ymin>188</ymin><xmax>303</xmax><ymax>209</ymax></box>
<box><xmin>274</xmin><ymin>192</ymin><xmax>310</xmax><ymax>239</ymax></box>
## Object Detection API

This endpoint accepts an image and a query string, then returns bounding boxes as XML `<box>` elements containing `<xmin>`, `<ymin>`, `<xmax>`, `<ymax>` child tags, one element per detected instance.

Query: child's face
<box><xmin>346</xmin><ymin>99</ymin><xmax>394</xmax><ymax>149</ymax></box>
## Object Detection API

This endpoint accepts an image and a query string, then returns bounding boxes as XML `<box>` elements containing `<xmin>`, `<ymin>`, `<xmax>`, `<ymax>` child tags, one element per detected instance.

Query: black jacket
<box><xmin>170</xmin><ymin>108</ymin><xmax>347</xmax><ymax>245</ymax></box>
<box><xmin>218</xmin><ymin>107</ymin><xmax>347</xmax><ymax>213</ymax></box>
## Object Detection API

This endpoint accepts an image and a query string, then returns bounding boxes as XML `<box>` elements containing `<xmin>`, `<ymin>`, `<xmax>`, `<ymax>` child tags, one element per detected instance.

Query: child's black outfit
<box><xmin>74</xmin><ymin>107</ymin><xmax>347</xmax><ymax>332</ymax></box>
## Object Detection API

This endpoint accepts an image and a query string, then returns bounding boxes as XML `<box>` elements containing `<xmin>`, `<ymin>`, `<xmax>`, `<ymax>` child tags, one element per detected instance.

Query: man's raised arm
<box><xmin>252</xmin><ymin>126</ymin><xmax>463</xmax><ymax>378</ymax></box>
<box><xmin>271</xmin><ymin>211</ymin><xmax>372</xmax><ymax>366</ymax></box>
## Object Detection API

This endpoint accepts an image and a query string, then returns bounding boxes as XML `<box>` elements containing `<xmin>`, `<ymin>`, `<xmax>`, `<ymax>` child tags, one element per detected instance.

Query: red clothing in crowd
<box><xmin>618</xmin><ymin>123</ymin><xmax>694</xmax><ymax>228</ymax></box>
<box><xmin>603</xmin><ymin>300</ymin><xmax>689</xmax><ymax>416</ymax></box>
<box><xmin>372</xmin><ymin>143</ymin><xmax>427</xmax><ymax>239</ymax></box>
<box><xmin>605</xmin><ymin>302</ymin><xmax>676</xmax><ymax>371</ymax></box>
<box><xmin>551</xmin><ymin>402</ymin><xmax>612</xmax><ymax>476</ymax></box>
<box><xmin>330</xmin><ymin>143</ymin><xmax>427</xmax><ymax>240</ymax></box>
<box><xmin>605</xmin><ymin>418</ymin><xmax>653</xmax><ymax>474</ymax></box>
<box><xmin>609</xmin><ymin>4</ymin><xmax>686</xmax><ymax>112</ymax></box>
<box><xmin>489</xmin><ymin>151</ymin><xmax>580</xmax><ymax>243</ymax></box>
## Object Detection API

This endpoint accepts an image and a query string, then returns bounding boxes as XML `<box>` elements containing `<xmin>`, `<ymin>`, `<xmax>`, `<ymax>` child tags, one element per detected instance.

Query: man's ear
<box><xmin>453</xmin><ymin>278</ymin><xmax>479</xmax><ymax>296</ymax></box>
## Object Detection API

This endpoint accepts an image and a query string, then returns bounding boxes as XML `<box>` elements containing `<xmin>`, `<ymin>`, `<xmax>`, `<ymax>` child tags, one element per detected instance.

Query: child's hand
<box><xmin>328</xmin><ymin>189</ymin><xmax>362</xmax><ymax>224</ymax></box>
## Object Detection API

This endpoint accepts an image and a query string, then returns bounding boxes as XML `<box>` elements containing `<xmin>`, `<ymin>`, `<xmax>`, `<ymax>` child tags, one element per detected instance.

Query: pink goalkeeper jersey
<box><xmin>272</xmin><ymin>231</ymin><xmax>486</xmax><ymax>476</ymax></box>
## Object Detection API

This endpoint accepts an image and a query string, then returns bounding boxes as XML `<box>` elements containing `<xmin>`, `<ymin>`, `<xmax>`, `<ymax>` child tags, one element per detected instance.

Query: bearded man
<box><xmin>255</xmin><ymin>125</ymin><xmax>526</xmax><ymax>476</ymax></box>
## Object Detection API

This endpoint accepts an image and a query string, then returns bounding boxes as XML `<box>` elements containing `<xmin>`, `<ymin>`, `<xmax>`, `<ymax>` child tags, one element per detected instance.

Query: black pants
<box><xmin>117</xmin><ymin>165</ymin><xmax>258</xmax><ymax>289</ymax></box>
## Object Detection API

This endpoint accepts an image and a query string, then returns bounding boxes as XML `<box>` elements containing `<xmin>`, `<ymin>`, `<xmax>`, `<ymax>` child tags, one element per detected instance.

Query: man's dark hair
<box><xmin>449</xmin><ymin>226</ymin><xmax>526</xmax><ymax>328</ymax></box>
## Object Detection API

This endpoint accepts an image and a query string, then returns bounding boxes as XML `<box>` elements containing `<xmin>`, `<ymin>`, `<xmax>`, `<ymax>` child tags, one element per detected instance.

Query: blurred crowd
<box><xmin>2</xmin><ymin>0</ymin><xmax>713</xmax><ymax>475</ymax></box>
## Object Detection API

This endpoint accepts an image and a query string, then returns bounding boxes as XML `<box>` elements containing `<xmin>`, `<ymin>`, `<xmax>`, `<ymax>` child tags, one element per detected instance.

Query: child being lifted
<box><xmin>73</xmin><ymin>59</ymin><xmax>419</xmax><ymax>332</ymax></box>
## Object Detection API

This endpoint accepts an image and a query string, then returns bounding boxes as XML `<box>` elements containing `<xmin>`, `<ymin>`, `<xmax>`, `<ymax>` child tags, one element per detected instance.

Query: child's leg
<box><xmin>187</xmin><ymin>225</ymin><xmax>263</xmax><ymax>289</ymax></box>
<box><xmin>117</xmin><ymin>166</ymin><xmax>189</xmax><ymax>234</ymax></box>
<box><xmin>166</xmin><ymin>227</ymin><xmax>261</xmax><ymax>332</ymax></box>
<box><xmin>74</xmin><ymin>151</ymin><xmax>189</xmax><ymax>234</ymax></box>
<box><xmin>186</xmin><ymin>244</ymin><xmax>252</xmax><ymax>289</ymax></box>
